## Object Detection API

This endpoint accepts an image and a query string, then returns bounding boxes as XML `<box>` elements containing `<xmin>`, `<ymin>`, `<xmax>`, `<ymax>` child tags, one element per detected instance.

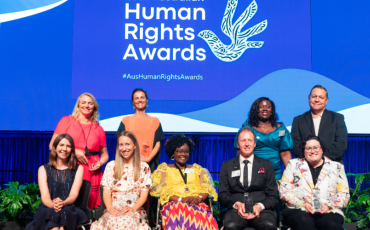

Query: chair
<box><xmin>278</xmin><ymin>210</ymin><xmax>290</xmax><ymax>230</ymax></box>
<box><xmin>152</xmin><ymin>195</ymin><xmax>215</xmax><ymax>230</ymax></box>
<box><xmin>76</xmin><ymin>180</ymin><xmax>93</xmax><ymax>230</ymax></box>
<box><xmin>76</xmin><ymin>183</ymin><xmax>107</xmax><ymax>229</ymax></box>
<box><xmin>94</xmin><ymin>186</ymin><xmax>107</xmax><ymax>220</ymax></box>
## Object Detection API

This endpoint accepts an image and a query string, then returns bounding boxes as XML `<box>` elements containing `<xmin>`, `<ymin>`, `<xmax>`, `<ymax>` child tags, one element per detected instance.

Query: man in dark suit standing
<box><xmin>291</xmin><ymin>85</ymin><xmax>348</xmax><ymax>164</ymax></box>
<box><xmin>219</xmin><ymin>127</ymin><xmax>278</xmax><ymax>230</ymax></box>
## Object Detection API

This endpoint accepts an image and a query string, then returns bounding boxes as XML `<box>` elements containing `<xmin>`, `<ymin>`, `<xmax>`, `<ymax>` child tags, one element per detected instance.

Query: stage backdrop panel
<box><xmin>1</xmin><ymin>0</ymin><xmax>370</xmax><ymax>133</ymax></box>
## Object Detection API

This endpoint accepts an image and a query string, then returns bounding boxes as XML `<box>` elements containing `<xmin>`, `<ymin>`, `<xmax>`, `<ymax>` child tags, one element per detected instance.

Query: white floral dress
<box><xmin>91</xmin><ymin>161</ymin><xmax>152</xmax><ymax>230</ymax></box>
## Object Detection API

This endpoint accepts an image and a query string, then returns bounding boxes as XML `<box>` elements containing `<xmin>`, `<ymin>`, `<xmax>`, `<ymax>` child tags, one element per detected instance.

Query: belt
<box><xmin>85</xmin><ymin>151</ymin><xmax>99</xmax><ymax>156</ymax></box>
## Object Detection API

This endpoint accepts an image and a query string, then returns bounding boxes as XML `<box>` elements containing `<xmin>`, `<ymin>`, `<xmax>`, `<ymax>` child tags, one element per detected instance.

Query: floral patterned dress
<box><xmin>91</xmin><ymin>161</ymin><xmax>152</xmax><ymax>230</ymax></box>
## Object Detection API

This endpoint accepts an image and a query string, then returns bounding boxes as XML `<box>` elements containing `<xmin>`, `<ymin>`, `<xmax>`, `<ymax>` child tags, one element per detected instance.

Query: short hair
<box><xmin>309</xmin><ymin>85</ymin><xmax>328</xmax><ymax>98</ymax></box>
<box><xmin>165</xmin><ymin>134</ymin><xmax>195</xmax><ymax>159</ymax></box>
<box><xmin>72</xmin><ymin>92</ymin><xmax>100</xmax><ymax>124</ymax></box>
<box><xmin>299</xmin><ymin>135</ymin><xmax>328</xmax><ymax>157</ymax></box>
<box><xmin>131</xmin><ymin>88</ymin><xmax>149</xmax><ymax>101</ymax></box>
<box><xmin>236</xmin><ymin>126</ymin><xmax>256</xmax><ymax>144</ymax></box>
<box><xmin>49</xmin><ymin>134</ymin><xmax>77</xmax><ymax>170</ymax></box>
<box><xmin>248</xmin><ymin>97</ymin><xmax>278</xmax><ymax>128</ymax></box>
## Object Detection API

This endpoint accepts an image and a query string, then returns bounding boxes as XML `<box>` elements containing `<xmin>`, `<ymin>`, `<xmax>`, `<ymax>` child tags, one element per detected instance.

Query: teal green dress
<box><xmin>234</xmin><ymin>120</ymin><xmax>293</xmax><ymax>181</ymax></box>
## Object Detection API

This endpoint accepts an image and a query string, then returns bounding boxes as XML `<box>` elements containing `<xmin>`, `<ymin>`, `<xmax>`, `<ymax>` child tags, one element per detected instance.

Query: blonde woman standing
<box><xmin>91</xmin><ymin>131</ymin><xmax>152</xmax><ymax>230</ymax></box>
<box><xmin>49</xmin><ymin>92</ymin><xmax>109</xmax><ymax>209</ymax></box>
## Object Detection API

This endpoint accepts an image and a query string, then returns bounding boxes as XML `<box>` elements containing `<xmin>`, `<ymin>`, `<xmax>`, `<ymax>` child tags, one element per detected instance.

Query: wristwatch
<box><xmin>178</xmin><ymin>197</ymin><xmax>182</xmax><ymax>202</ymax></box>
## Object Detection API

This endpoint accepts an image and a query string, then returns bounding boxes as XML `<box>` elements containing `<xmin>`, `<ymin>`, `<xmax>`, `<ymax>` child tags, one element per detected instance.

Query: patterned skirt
<box><xmin>161</xmin><ymin>201</ymin><xmax>218</xmax><ymax>230</ymax></box>
<box><xmin>91</xmin><ymin>209</ymin><xmax>150</xmax><ymax>230</ymax></box>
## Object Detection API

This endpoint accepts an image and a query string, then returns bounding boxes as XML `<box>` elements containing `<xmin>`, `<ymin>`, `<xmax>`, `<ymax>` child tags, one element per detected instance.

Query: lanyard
<box><xmin>78</xmin><ymin>122</ymin><xmax>92</xmax><ymax>154</ymax></box>
<box><xmin>174</xmin><ymin>163</ymin><xmax>187</xmax><ymax>184</ymax></box>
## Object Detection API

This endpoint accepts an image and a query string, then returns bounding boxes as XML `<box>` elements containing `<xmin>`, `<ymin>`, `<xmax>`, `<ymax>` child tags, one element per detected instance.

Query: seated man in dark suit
<box><xmin>219</xmin><ymin>126</ymin><xmax>278</xmax><ymax>230</ymax></box>
<box><xmin>291</xmin><ymin>85</ymin><xmax>348</xmax><ymax>164</ymax></box>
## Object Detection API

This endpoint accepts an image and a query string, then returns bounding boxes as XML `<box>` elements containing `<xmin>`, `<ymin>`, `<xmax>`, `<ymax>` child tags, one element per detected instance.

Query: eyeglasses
<box><xmin>175</xmin><ymin>150</ymin><xmax>190</xmax><ymax>154</ymax></box>
<box><xmin>304</xmin><ymin>146</ymin><xmax>322</xmax><ymax>152</ymax></box>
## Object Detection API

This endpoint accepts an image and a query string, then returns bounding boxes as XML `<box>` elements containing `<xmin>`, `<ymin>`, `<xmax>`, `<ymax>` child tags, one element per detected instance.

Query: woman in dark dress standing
<box><xmin>26</xmin><ymin>134</ymin><xmax>87</xmax><ymax>230</ymax></box>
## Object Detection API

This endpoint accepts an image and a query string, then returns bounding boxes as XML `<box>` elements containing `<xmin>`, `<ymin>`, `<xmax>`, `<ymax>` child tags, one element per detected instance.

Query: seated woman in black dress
<box><xmin>26</xmin><ymin>134</ymin><xmax>88</xmax><ymax>230</ymax></box>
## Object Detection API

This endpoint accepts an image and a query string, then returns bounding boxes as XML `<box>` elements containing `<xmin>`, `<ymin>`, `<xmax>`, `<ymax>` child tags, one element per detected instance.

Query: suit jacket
<box><xmin>218</xmin><ymin>155</ymin><xmax>279</xmax><ymax>211</ymax></box>
<box><xmin>279</xmin><ymin>158</ymin><xmax>349</xmax><ymax>218</ymax></box>
<box><xmin>291</xmin><ymin>109</ymin><xmax>348</xmax><ymax>163</ymax></box>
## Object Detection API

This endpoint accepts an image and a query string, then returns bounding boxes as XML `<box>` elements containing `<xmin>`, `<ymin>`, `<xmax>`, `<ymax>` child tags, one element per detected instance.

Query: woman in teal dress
<box><xmin>234</xmin><ymin>97</ymin><xmax>292</xmax><ymax>181</ymax></box>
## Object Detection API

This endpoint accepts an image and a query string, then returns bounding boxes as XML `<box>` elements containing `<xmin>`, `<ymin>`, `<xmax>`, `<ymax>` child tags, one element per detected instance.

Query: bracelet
<box><xmin>178</xmin><ymin>197</ymin><xmax>182</xmax><ymax>202</ymax></box>
<box><xmin>198</xmin><ymin>195</ymin><xmax>203</xmax><ymax>202</ymax></box>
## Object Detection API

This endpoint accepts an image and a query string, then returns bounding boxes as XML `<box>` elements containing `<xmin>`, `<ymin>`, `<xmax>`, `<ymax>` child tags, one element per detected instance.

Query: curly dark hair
<box><xmin>165</xmin><ymin>134</ymin><xmax>195</xmax><ymax>159</ymax></box>
<box><xmin>299</xmin><ymin>135</ymin><xmax>327</xmax><ymax>157</ymax></box>
<box><xmin>248</xmin><ymin>97</ymin><xmax>278</xmax><ymax>127</ymax></box>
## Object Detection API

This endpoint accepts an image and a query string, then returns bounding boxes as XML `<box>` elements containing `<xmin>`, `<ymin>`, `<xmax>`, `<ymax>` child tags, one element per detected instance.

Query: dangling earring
<box><xmin>171</xmin><ymin>156</ymin><xmax>174</xmax><ymax>160</ymax></box>
<box><xmin>133</xmin><ymin>106</ymin><xmax>136</xmax><ymax>110</ymax></box>
<box><xmin>146</xmin><ymin>104</ymin><xmax>148</xmax><ymax>108</ymax></box>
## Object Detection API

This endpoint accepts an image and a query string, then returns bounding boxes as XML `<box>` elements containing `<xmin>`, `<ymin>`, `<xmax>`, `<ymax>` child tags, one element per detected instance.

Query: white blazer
<box><xmin>279</xmin><ymin>158</ymin><xmax>350</xmax><ymax>218</ymax></box>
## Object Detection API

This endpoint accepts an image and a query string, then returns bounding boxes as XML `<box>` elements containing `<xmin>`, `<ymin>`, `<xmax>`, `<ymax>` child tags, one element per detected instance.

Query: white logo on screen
<box><xmin>122</xmin><ymin>3</ymin><xmax>206</xmax><ymax>61</ymax></box>
<box><xmin>198</xmin><ymin>0</ymin><xmax>267</xmax><ymax>62</ymax></box>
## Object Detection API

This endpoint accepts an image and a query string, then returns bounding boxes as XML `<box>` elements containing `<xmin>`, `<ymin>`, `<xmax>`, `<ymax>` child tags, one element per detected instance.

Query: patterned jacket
<box><xmin>279</xmin><ymin>158</ymin><xmax>349</xmax><ymax>218</ymax></box>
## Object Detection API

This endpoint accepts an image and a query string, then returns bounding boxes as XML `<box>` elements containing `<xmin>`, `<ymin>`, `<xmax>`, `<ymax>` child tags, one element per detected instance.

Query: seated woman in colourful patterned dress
<box><xmin>150</xmin><ymin>134</ymin><xmax>219</xmax><ymax>230</ymax></box>
<box><xmin>91</xmin><ymin>131</ymin><xmax>152</xmax><ymax>230</ymax></box>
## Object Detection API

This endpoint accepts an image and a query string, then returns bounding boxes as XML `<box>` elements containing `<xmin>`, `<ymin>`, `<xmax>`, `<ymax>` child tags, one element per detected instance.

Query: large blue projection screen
<box><xmin>1</xmin><ymin>0</ymin><xmax>370</xmax><ymax>133</ymax></box>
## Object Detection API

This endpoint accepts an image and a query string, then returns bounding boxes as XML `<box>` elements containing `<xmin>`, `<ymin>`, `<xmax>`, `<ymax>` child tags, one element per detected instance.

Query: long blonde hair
<box><xmin>114</xmin><ymin>131</ymin><xmax>141</xmax><ymax>181</ymax></box>
<box><xmin>72</xmin><ymin>92</ymin><xmax>100</xmax><ymax>124</ymax></box>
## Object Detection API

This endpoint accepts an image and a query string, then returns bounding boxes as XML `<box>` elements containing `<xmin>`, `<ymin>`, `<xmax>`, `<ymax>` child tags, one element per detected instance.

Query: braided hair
<box><xmin>248</xmin><ymin>97</ymin><xmax>278</xmax><ymax>127</ymax></box>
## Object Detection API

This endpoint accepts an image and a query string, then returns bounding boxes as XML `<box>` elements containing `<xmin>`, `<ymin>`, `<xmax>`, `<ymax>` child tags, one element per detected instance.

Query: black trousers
<box><xmin>282</xmin><ymin>209</ymin><xmax>344</xmax><ymax>230</ymax></box>
<box><xmin>223</xmin><ymin>209</ymin><xmax>277</xmax><ymax>230</ymax></box>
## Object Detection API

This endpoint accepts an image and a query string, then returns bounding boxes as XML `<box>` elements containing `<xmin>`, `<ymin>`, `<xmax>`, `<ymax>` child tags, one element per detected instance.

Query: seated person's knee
<box><xmin>261</xmin><ymin>219</ymin><xmax>277</xmax><ymax>230</ymax></box>
<box><xmin>319</xmin><ymin>220</ymin><xmax>342</xmax><ymax>230</ymax></box>
<box><xmin>299</xmin><ymin>214</ymin><xmax>314</xmax><ymax>225</ymax></box>
<box><xmin>224</xmin><ymin>220</ymin><xmax>240</xmax><ymax>230</ymax></box>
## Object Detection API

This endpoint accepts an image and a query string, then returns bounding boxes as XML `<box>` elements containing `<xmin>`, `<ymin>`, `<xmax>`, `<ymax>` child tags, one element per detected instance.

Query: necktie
<box><xmin>243</xmin><ymin>160</ymin><xmax>249</xmax><ymax>189</ymax></box>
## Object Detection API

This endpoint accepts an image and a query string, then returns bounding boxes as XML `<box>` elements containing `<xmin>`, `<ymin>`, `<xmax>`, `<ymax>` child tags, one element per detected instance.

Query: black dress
<box><xmin>25</xmin><ymin>164</ymin><xmax>88</xmax><ymax>230</ymax></box>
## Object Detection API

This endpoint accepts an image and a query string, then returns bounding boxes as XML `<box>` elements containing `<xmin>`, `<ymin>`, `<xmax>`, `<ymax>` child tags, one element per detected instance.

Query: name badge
<box><xmin>279</xmin><ymin>130</ymin><xmax>285</xmax><ymax>137</ymax></box>
<box><xmin>185</xmin><ymin>168</ymin><xmax>194</xmax><ymax>174</ymax></box>
<box><xmin>231</xmin><ymin>170</ymin><xmax>241</xmax><ymax>177</ymax></box>
<box><xmin>127</xmin><ymin>193</ymin><xmax>137</xmax><ymax>201</ymax></box>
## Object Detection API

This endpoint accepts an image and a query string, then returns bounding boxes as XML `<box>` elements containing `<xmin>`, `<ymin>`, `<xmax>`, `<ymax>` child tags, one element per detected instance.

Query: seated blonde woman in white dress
<box><xmin>91</xmin><ymin>131</ymin><xmax>152</xmax><ymax>230</ymax></box>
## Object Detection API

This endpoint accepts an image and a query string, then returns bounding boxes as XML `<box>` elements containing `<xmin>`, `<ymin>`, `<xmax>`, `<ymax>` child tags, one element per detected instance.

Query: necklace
<box><xmin>78</xmin><ymin>122</ymin><xmax>92</xmax><ymax>155</ymax></box>
<box><xmin>174</xmin><ymin>163</ymin><xmax>190</xmax><ymax>193</ymax></box>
